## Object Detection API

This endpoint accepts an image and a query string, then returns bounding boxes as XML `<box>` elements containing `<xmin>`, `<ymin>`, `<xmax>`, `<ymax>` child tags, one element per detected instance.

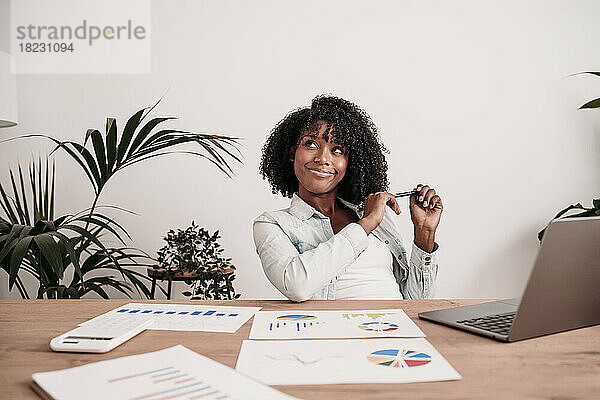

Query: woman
<box><xmin>254</xmin><ymin>95</ymin><xmax>443</xmax><ymax>302</ymax></box>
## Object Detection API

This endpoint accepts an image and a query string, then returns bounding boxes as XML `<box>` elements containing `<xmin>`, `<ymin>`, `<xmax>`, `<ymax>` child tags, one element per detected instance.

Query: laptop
<box><xmin>418</xmin><ymin>216</ymin><xmax>600</xmax><ymax>342</ymax></box>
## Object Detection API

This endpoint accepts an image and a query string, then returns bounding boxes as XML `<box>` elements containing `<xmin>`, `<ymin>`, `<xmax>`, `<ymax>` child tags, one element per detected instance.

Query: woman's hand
<box><xmin>410</xmin><ymin>183</ymin><xmax>443</xmax><ymax>252</ymax></box>
<box><xmin>357</xmin><ymin>192</ymin><xmax>400</xmax><ymax>235</ymax></box>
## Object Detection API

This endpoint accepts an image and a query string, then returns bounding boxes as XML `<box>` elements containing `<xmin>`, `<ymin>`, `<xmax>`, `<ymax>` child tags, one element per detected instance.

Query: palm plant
<box><xmin>1</xmin><ymin>101</ymin><xmax>242</xmax><ymax>298</ymax></box>
<box><xmin>0</xmin><ymin>157</ymin><xmax>155</xmax><ymax>298</ymax></box>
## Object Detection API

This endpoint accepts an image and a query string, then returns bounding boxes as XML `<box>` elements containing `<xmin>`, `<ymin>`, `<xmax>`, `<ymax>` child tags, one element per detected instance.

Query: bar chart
<box><xmin>80</xmin><ymin>303</ymin><xmax>261</xmax><ymax>333</ymax></box>
<box><xmin>33</xmin><ymin>345</ymin><xmax>298</xmax><ymax>400</ymax></box>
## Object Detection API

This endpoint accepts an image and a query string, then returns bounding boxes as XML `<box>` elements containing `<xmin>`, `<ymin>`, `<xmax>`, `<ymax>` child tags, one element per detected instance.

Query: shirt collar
<box><xmin>289</xmin><ymin>193</ymin><xmax>362</xmax><ymax>220</ymax></box>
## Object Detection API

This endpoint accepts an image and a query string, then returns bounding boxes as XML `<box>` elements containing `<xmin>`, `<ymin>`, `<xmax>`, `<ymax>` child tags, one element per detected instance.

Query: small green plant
<box><xmin>156</xmin><ymin>222</ymin><xmax>239</xmax><ymax>300</ymax></box>
<box><xmin>538</xmin><ymin>199</ymin><xmax>600</xmax><ymax>242</ymax></box>
<box><xmin>572</xmin><ymin>71</ymin><xmax>600</xmax><ymax>109</ymax></box>
<box><xmin>537</xmin><ymin>73</ymin><xmax>600</xmax><ymax>241</ymax></box>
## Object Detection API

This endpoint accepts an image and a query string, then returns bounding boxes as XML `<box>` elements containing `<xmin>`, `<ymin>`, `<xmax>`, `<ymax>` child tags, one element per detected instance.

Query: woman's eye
<box><xmin>332</xmin><ymin>147</ymin><xmax>344</xmax><ymax>154</ymax></box>
<box><xmin>304</xmin><ymin>140</ymin><xmax>317</xmax><ymax>148</ymax></box>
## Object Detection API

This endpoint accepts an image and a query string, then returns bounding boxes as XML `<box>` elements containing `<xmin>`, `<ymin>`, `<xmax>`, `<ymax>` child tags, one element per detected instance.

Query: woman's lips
<box><xmin>307</xmin><ymin>167</ymin><xmax>336</xmax><ymax>177</ymax></box>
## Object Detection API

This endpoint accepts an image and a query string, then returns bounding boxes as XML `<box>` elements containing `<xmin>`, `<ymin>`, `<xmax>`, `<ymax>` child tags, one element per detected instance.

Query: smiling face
<box><xmin>291</xmin><ymin>120</ymin><xmax>348</xmax><ymax>197</ymax></box>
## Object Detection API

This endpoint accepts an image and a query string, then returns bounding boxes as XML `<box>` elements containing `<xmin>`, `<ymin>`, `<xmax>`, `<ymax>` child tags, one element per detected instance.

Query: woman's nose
<box><xmin>314</xmin><ymin>148</ymin><xmax>330</xmax><ymax>164</ymax></box>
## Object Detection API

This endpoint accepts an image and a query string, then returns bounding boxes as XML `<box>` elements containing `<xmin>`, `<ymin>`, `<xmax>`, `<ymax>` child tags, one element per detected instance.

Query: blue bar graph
<box><xmin>114</xmin><ymin>308</ymin><xmax>243</xmax><ymax>319</ymax></box>
<box><xmin>269</xmin><ymin>321</ymin><xmax>319</xmax><ymax>332</ymax></box>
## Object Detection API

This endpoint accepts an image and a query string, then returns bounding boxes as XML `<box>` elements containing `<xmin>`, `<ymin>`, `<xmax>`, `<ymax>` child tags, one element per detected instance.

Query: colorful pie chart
<box><xmin>358</xmin><ymin>322</ymin><xmax>399</xmax><ymax>332</ymax></box>
<box><xmin>367</xmin><ymin>349</ymin><xmax>432</xmax><ymax>368</ymax></box>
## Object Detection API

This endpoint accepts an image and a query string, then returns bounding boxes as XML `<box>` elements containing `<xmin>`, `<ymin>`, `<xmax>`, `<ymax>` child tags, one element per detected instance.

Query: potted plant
<box><xmin>538</xmin><ymin>199</ymin><xmax>600</xmax><ymax>241</ymax></box>
<box><xmin>0</xmin><ymin>101</ymin><xmax>242</xmax><ymax>298</ymax></box>
<box><xmin>156</xmin><ymin>221</ymin><xmax>240</xmax><ymax>300</ymax></box>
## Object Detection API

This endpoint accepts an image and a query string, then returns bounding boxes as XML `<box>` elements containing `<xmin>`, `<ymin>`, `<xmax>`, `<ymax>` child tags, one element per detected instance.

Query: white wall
<box><xmin>1</xmin><ymin>0</ymin><xmax>599</xmax><ymax>300</ymax></box>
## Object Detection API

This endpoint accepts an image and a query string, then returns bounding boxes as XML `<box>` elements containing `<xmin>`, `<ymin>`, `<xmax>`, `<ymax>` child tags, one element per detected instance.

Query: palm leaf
<box><xmin>8</xmin><ymin>236</ymin><xmax>34</xmax><ymax>289</ymax></box>
<box><xmin>89</xmin><ymin>129</ymin><xmax>108</xmax><ymax>180</ymax></box>
<box><xmin>3</xmin><ymin>102</ymin><xmax>243</xmax><ymax>197</ymax></box>
<box><xmin>0</xmin><ymin>182</ymin><xmax>18</xmax><ymax>223</ymax></box>
<box><xmin>126</xmin><ymin>117</ymin><xmax>177</xmax><ymax>157</ymax></box>
<box><xmin>117</xmin><ymin>109</ymin><xmax>145</xmax><ymax>166</ymax></box>
<box><xmin>105</xmin><ymin>118</ymin><xmax>118</xmax><ymax>176</ymax></box>
<box><xmin>19</xmin><ymin>164</ymin><xmax>30</xmax><ymax>225</ymax></box>
<box><xmin>34</xmin><ymin>233</ymin><xmax>65</xmax><ymax>278</ymax></box>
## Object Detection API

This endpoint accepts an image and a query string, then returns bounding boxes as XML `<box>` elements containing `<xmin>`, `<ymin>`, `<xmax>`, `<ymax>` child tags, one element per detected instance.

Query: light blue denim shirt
<box><xmin>253</xmin><ymin>193</ymin><xmax>439</xmax><ymax>302</ymax></box>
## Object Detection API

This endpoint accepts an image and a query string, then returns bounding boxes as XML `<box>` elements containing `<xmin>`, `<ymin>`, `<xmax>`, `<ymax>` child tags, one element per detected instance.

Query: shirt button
<box><xmin>384</xmin><ymin>240</ymin><xmax>389</xmax><ymax>244</ymax></box>
<box><xmin>425</xmin><ymin>256</ymin><xmax>431</xmax><ymax>261</ymax></box>
<box><xmin>425</xmin><ymin>261</ymin><xmax>431</xmax><ymax>265</ymax></box>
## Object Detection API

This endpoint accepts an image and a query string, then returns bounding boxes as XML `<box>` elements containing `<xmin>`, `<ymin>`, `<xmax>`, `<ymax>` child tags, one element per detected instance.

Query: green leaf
<box><xmin>89</xmin><ymin>129</ymin><xmax>108</xmax><ymax>180</ymax></box>
<box><xmin>53</xmin><ymin>215</ymin><xmax>69</xmax><ymax>227</ymax></box>
<box><xmin>553</xmin><ymin>203</ymin><xmax>586</xmax><ymax>219</ymax></box>
<box><xmin>67</xmin><ymin>141</ymin><xmax>103</xmax><ymax>194</ymax></box>
<box><xmin>52</xmin><ymin>141</ymin><xmax>98</xmax><ymax>193</ymax></box>
<box><xmin>0</xmin><ymin>181</ymin><xmax>18</xmax><ymax>223</ymax></box>
<box><xmin>34</xmin><ymin>233</ymin><xmax>65</xmax><ymax>279</ymax></box>
<box><xmin>16</xmin><ymin>165</ymin><xmax>30</xmax><ymax>225</ymax></box>
<box><xmin>49</xmin><ymin>160</ymin><xmax>55</xmax><ymax>221</ymax></box>
<box><xmin>106</xmin><ymin>118</ymin><xmax>118</xmax><ymax>175</ymax></box>
<box><xmin>83</xmin><ymin>282</ymin><xmax>110</xmax><ymax>299</ymax></box>
<box><xmin>126</xmin><ymin>117</ymin><xmax>176</xmax><ymax>158</ymax></box>
<box><xmin>117</xmin><ymin>108</ymin><xmax>145</xmax><ymax>166</ymax></box>
<box><xmin>76</xmin><ymin>215</ymin><xmax>129</xmax><ymax>245</ymax></box>
<box><xmin>49</xmin><ymin>231</ymin><xmax>82</xmax><ymax>282</ymax></box>
<box><xmin>570</xmin><ymin>71</ymin><xmax>600</xmax><ymax>77</ymax></box>
<box><xmin>8</xmin><ymin>170</ymin><xmax>26</xmax><ymax>224</ymax></box>
<box><xmin>44</xmin><ymin>157</ymin><xmax>49</xmax><ymax>219</ymax></box>
<box><xmin>8</xmin><ymin>236</ymin><xmax>33</xmax><ymax>289</ymax></box>
<box><xmin>62</xmin><ymin>223</ymin><xmax>107</xmax><ymax>248</ymax></box>
<box><xmin>579</xmin><ymin>98</ymin><xmax>600</xmax><ymax>109</ymax></box>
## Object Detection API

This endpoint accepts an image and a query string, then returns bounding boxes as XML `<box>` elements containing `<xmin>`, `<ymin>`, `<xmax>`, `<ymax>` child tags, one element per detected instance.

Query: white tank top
<box><xmin>335</xmin><ymin>234</ymin><xmax>403</xmax><ymax>300</ymax></box>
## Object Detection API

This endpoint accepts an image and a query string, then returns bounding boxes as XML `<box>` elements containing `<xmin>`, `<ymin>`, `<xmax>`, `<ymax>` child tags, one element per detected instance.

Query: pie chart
<box><xmin>277</xmin><ymin>314</ymin><xmax>317</xmax><ymax>320</ymax></box>
<box><xmin>358</xmin><ymin>322</ymin><xmax>399</xmax><ymax>332</ymax></box>
<box><xmin>367</xmin><ymin>349</ymin><xmax>432</xmax><ymax>368</ymax></box>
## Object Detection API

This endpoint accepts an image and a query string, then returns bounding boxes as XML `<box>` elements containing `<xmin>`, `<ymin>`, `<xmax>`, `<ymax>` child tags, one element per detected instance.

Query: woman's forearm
<box><xmin>254</xmin><ymin>220</ymin><xmax>369</xmax><ymax>302</ymax></box>
<box><xmin>414</xmin><ymin>228</ymin><xmax>435</xmax><ymax>253</ymax></box>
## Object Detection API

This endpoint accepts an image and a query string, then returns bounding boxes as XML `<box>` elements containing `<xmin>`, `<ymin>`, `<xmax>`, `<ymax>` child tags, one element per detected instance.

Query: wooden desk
<box><xmin>0</xmin><ymin>300</ymin><xmax>598</xmax><ymax>399</ymax></box>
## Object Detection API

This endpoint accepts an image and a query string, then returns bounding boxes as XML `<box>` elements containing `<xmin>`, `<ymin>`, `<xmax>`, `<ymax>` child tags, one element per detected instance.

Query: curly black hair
<box><xmin>259</xmin><ymin>95</ymin><xmax>389</xmax><ymax>206</ymax></box>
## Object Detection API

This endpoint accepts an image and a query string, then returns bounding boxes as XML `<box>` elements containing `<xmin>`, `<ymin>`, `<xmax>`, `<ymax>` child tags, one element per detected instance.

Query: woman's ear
<box><xmin>289</xmin><ymin>146</ymin><xmax>296</xmax><ymax>162</ymax></box>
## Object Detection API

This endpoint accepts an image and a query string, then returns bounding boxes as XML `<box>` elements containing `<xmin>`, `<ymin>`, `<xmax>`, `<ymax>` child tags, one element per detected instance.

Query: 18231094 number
<box><xmin>19</xmin><ymin>42</ymin><xmax>74</xmax><ymax>52</ymax></box>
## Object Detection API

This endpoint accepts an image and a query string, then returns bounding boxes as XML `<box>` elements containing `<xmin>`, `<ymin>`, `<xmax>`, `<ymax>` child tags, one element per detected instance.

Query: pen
<box><xmin>393</xmin><ymin>190</ymin><xmax>419</xmax><ymax>198</ymax></box>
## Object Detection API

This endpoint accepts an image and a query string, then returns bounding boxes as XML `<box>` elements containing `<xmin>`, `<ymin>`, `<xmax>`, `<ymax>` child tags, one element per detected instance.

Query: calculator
<box><xmin>50</xmin><ymin>317</ymin><xmax>153</xmax><ymax>353</ymax></box>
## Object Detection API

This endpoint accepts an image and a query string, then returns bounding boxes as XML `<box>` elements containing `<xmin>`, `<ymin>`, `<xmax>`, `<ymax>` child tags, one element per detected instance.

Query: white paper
<box><xmin>80</xmin><ymin>303</ymin><xmax>261</xmax><ymax>333</ymax></box>
<box><xmin>33</xmin><ymin>345</ymin><xmax>299</xmax><ymax>400</ymax></box>
<box><xmin>236</xmin><ymin>338</ymin><xmax>461</xmax><ymax>385</ymax></box>
<box><xmin>249</xmin><ymin>309</ymin><xmax>425</xmax><ymax>339</ymax></box>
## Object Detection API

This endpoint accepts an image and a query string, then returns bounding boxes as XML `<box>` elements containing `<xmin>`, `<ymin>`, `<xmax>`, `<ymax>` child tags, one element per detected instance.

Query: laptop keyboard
<box><xmin>457</xmin><ymin>311</ymin><xmax>516</xmax><ymax>336</ymax></box>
